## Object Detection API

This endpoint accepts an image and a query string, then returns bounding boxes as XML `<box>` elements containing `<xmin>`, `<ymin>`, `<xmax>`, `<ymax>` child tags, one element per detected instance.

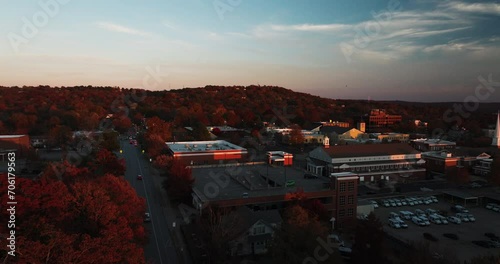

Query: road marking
<box><xmin>135</xmin><ymin>148</ymin><xmax>164</xmax><ymax>264</ymax></box>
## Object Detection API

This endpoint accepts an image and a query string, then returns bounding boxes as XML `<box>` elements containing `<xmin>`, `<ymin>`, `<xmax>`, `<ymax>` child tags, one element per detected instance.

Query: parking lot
<box><xmin>372</xmin><ymin>196</ymin><xmax>500</xmax><ymax>261</ymax></box>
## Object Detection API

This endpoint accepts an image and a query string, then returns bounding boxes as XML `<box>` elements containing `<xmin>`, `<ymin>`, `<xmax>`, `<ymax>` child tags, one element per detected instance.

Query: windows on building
<box><xmin>348</xmin><ymin>195</ymin><xmax>354</xmax><ymax>205</ymax></box>
<box><xmin>347</xmin><ymin>208</ymin><xmax>354</xmax><ymax>216</ymax></box>
<box><xmin>348</xmin><ymin>182</ymin><xmax>354</xmax><ymax>191</ymax></box>
<box><xmin>339</xmin><ymin>196</ymin><xmax>346</xmax><ymax>206</ymax></box>
<box><xmin>253</xmin><ymin>225</ymin><xmax>265</xmax><ymax>235</ymax></box>
<box><xmin>339</xmin><ymin>182</ymin><xmax>346</xmax><ymax>192</ymax></box>
<box><xmin>339</xmin><ymin>209</ymin><xmax>345</xmax><ymax>217</ymax></box>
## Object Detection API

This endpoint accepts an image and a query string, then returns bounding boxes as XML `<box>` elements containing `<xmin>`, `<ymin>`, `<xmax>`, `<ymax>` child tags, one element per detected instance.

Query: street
<box><xmin>120</xmin><ymin>138</ymin><xmax>181</xmax><ymax>264</ymax></box>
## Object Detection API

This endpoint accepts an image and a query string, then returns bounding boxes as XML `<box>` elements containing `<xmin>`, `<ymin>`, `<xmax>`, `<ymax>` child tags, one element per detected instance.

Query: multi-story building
<box><xmin>191</xmin><ymin>163</ymin><xmax>359</xmax><ymax>228</ymax></box>
<box><xmin>368</xmin><ymin>109</ymin><xmax>402</xmax><ymax>130</ymax></box>
<box><xmin>166</xmin><ymin>140</ymin><xmax>248</xmax><ymax>165</ymax></box>
<box><xmin>307</xmin><ymin>142</ymin><xmax>426</xmax><ymax>182</ymax></box>
<box><xmin>371</xmin><ymin>133</ymin><xmax>410</xmax><ymax>143</ymax></box>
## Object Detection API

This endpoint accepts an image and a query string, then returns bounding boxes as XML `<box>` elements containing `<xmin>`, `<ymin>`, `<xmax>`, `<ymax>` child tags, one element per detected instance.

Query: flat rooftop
<box><xmin>166</xmin><ymin>140</ymin><xmax>246</xmax><ymax>153</ymax></box>
<box><xmin>191</xmin><ymin>164</ymin><xmax>332</xmax><ymax>202</ymax></box>
<box><xmin>412</xmin><ymin>138</ymin><xmax>456</xmax><ymax>145</ymax></box>
<box><xmin>0</xmin><ymin>135</ymin><xmax>26</xmax><ymax>139</ymax></box>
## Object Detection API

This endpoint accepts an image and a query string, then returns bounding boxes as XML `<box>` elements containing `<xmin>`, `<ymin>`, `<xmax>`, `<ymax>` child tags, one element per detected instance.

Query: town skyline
<box><xmin>1</xmin><ymin>0</ymin><xmax>500</xmax><ymax>102</ymax></box>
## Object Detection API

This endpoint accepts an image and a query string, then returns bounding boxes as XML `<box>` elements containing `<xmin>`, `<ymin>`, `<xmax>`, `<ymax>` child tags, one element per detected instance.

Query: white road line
<box><xmin>136</xmin><ymin>150</ymin><xmax>164</xmax><ymax>264</ymax></box>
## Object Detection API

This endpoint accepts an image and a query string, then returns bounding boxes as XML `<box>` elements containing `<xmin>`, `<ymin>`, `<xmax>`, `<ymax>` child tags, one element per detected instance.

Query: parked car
<box><xmin>389</xmin><ymin>212</ymin><xmax>400</xmax><ymax>220</ymax></box>
<box><xmin>137</xmin><ymin>174</ymin><xmax>143</xmax><ymax>180</ymax></box>
<box><xmin>420</xmin><ymin>216</ymin><xmax>431</xmax><ymax>226</ymax></box>
<box><xmin>397</xmin><ymin>219</ymin><xmax>408</xmax><ymax>228</ymax></box>
<box><xmin>486</xmin><ymin>203</ymin><xmax>496</xmax><ymax>210</ymax></box>
<box><xmin>492</xmin><ymin>205</ymin><xmax>500</xmax><ymax>212</ymax></box>
<box><xmin>399</xmin><ymin>211</ymin><xmax>413</xmax><ymax>220</ymax></box>
<box><xmin>429</xmin><ymin>215</ymin><xmax>442</xmax><ymax>225</ymax></box>
<box><xmin>451</xmin><ymin>205</ymin><xmax>469</xmax><ymax>213</ymax></box>
<box><xmin>389</xmin><ymin>219</ymin><xmax>401</xmax><ymax>229</ymax></box>
<box><xmin>472</xmin><ymin>240</ymin><xmax>497</xmax><ymax>248</ymax></box>
<box><xmin>412</xmin><ymin>216</ymin><xmax>426</xmax><ymax>226</ymax></box>
<box><xmin>443</xmin><ymin>233</ymin><xmax>459</xmax><ymax>240</ymax></box>
<box><xmin>423</xmin><ymin>233</ymin><xmax>438</xmax><ymax>242</ymax></box>
<box><xmin>456</xmin><ymin>213</ymin><xmax>470</xmax><ymax>222</ymax></box>
<box><xmin>415</xmin><ymin>209</ymin><xmax>425</xmax><ymax>217</ymax></box>
<box><xmin>430</xmin><ymin>196</ymin><xmax>438</xmax><ymax>203</ymax></box>
<box><xmin>369</xmin><ymin>200</ymin><xmax>379</xmax><ymax>209</ymax></box>
<box><xmin>447</xmin><ymin>216</ymin><xmax>461</xmax><ymax>224</ymax></box>
<box><xmin>425</xmin><ymin>208</ymin><xmax>437</xmax><ymax>216</ymax></box>
<box><xmin>438</xmin><ymin>215</ymin><xmax>448</xmax><ymax>224</ymax></box>
<box><xmin>466</xmin><ymin>214</ymin><xmax>476</xmax><ymax>222</ymax></box>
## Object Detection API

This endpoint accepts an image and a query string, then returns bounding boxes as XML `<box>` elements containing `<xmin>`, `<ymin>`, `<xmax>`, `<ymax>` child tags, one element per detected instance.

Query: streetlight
<box><xmin>330</xmin><ymin>217</ymin><xmax>336</xmax><ymax>231</ymax></box>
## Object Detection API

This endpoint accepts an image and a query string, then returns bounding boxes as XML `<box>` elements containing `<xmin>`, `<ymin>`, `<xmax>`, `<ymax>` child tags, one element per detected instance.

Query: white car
<box><xmin>438</xmin><ymin>215</ymin><xmax>448</xmax><ymax>224</ymax></box>
<box><xmin>447</xmin><ymin>216</ymin><xmax>461</xmax><ymax>224</ymax></box>
<box><xmin>397</xmin><ymin>219</ymin><xmax>408</xmax><ymax>228</ymax></box>
<box><xmin>430</xmin><ymin>196</ymin><xmax>438</xmax><ymax>203</ymax></box>
<box><xmin>429</xmin><ymin>215</ymin><xmax>442</xmax><ymax>225</ymax></box>
<box><xmin>370</xmin><ymin>200</ymin><xmax>379</xmax><ymax>208</ymax></box>
<box><xmin>144</xmin><ymin>213</ymin><xmax>151</xmax><ymax>222</ymax></box>
<box><xmin>389</xmin><ymin>219</ymin><xmax>401</xmax><ymax>229</ymax></box>
<box><xmin>456</xmin><ymin>213</ymin><xmax>470</xmax><ymax>222</ymax></box>
<box><xmin>466</xmin><ymin>214</ymin><xmax>476</xmax><ymax>222</ymax></box>
<box><xmin>420</xmin><ymin>216</ymin><xmax>431</xmax><ymax>226</ymax></box>
<box><xmin>486</xmin><ymin>203</ymin><xmax>496</xmax><ymax>210</ymax></box>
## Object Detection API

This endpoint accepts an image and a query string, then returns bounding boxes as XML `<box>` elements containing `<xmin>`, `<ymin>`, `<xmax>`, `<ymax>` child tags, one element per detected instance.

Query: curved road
<box><xmin>120</xmin><ymin>139</ymin><xmax>180</xmax><ymax>264</ymax></box>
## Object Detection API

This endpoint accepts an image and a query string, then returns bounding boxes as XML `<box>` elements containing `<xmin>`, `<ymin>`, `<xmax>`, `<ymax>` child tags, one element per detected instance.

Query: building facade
<box><xmin>368</xmin><ymin>109</ymin><xmax>402</xmax><ymax>130</ymax></box>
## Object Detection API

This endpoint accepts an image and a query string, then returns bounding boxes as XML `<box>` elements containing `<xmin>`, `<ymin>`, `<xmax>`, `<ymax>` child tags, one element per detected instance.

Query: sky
<box><xmin>0</xmin><ymin>0</ymin><xmax>500</xmax><ymax>102</ymax></box>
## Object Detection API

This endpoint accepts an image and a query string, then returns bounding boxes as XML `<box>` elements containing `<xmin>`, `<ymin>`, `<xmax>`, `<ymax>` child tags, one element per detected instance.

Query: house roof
<box><xmin>226</xmin><ymin>206</ymin><xmax>282</xmax><ymax>237</ymax></box>
<box><xmin>323</xmin><ymin>143</ymin><xmax>420</xmax><ymax>158</ymax></box>
<box><xmin>320</xmin><ymin>126</ymin><xmax>351</xmax><ymax>134</ymax></box>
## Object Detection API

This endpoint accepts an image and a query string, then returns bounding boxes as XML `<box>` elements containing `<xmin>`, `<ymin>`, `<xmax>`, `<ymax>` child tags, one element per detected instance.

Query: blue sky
<box><xmin>1</xmin><ymin>0</ymin><xmax>499</xmax><ymax>102</ymax></box>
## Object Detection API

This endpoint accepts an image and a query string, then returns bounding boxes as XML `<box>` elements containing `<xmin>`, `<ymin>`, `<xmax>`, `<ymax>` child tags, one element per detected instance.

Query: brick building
<box><xmin>368</xmin><ymin>109</ymin><xmax>402</xmax><ymax>131</ymax></box>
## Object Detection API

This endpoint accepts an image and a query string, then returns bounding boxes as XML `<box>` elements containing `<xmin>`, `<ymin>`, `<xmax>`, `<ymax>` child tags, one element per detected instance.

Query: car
<box><xmin>443</xmin><ymin>233</ymin><xmax>459</xmax><ymax>240</ymax></box>
<box><xmin>423</xmin><ymin>199</ymin><xmax>432</xmax><ymax>205</ymax></box>
<box><xmin>486</xmin><ymin>203</ymin><xmax>497</xmax><ymax>210</ymax></box>
<box><xmin>137</xmin><ymin>174</ymin><xmax>143</xmax><ymax>180</ymax></box>
<box><xmin>389</xmin><ymin>219</ymin><xmax>401</xmax><ymax>229</ymax></box>
<box><xmin>425</xmin><ymin>208</ymin><xmax>437</xmax><ymax>216</ymax></box>
<box><xmin>401</xmin><ymin>200</ymin><xmax>408</xmax><ymax>206</ymax></box>
<box><xmin>451</xmin><ymin>205</ymin><xmax>469</xmax><ymax>213</ymax></box>
<box><xmin>438</xmin><ymin>215</ymin><xmax>448</xmax><ymax>224</ymax></box>
<box><xmin>303</xmin><ymin>173</ymin><xmax>318</xmax><ymax>179</ymax></box>
<box><xmin>456</xmin><ymin>213</ymin><xmax>470</xmax><ymax>222</ymax></box>
<box><xmin>447</xmin><ymin>216</ymin><xmax>461</xmax><ymax>224</ymax></box>
<box><xmin>399</xmin><ymin>211</ymin><xmax>413</xmax><ymax>220</ymax></box>
<box><xmin>429</xmin><ymin>215</ymin><xmax>442</xmax><ymax>225</ymax></box>
<box><xmin>420</xmin><ymin>217</ymin><xmax>430</xmax><ymax>226</ymax></box>
<box><xmin>415</xmin><ymin>209</ymin><xmax>425</xmax><ymax>217</ymax></box>
<box><xmin>430</xmin><ymin>196</ymin><xmax>438</xmax><ymax>203</ymax></box>
<box><xmin>285</xmin><ymin>180</ymin><xmax>296</xmax><ymax>187</ymax></box>
<box><xmin>389</xmin><ymin>212</ymin><xmax>400</xmax><ymax>219</ymax></box>
<box><xmin>383</xmin><ymin>201</ymin><xmax>391</xmax><ymax>207</ymax></box>
<box><xmin>328</xmin><ymin>234</ymin><xmax>345</xmax><ymax>247</ymax></box>
<box><xmin>395</xmin><ymin>199</ymin><xmax>402</xmax><ymax>207</ymax></box>
<box><xmin>423</xmin><ymin>233</ymin><xmax>438</xmax><ymax>242</ymax></box>
<box><xmin>397</xmin><ymin>219</ymin><xmax>408</xmax><ymax>228</ymax></box>
<box><xmin>466</xmin><ymin>214</ymin><xmax>476</xmax><ymax>222</ymax></box>
<box><xmin>412</xmin><ymin>217</ymin><xmax>426</xmax><ymax>226</ymax></box>
<box><xmin>492</xmin><ymin>205</ymin><xmax>500</xmax><ymax>212</ymax></box>
<box><xmin>369</xmin><ymin>200</ymin><xmax>379</xmax><ymax>209</ymax></box>
<box><xmin>144</xmin><ymin>213</ymin><xmax>151</xmax><ymax>222</ymax></box>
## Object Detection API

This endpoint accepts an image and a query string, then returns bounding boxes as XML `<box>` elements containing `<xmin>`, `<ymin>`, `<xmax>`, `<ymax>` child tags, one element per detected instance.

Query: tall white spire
<box><xmin>492</xmin><ymin>111</ymin><xmax>500</xmax><ymax>148</ymax></box>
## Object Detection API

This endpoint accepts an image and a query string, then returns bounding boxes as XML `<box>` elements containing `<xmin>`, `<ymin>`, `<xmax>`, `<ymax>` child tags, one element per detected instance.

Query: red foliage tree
<box><xmin>163</xmin><ymin>161</ymin><xmax>194</xmax><ymax>202</ymax></box>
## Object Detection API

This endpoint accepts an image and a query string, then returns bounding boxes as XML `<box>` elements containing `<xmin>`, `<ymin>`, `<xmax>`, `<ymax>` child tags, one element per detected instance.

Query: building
<box><xmin>320</xmin><ymin>127</ymin><xmax>367</xmax><ymax>144</ymax></box>
<box><xmin>166</xmin><ymin>140</ymin><xmax>248</xmax><ymax>165</ymax></box>
<box><xmin>307</xmin><ymin>142</ymin><xmax>426</xmax><ymax>182</ymax></box>
<box><xmin>473</xmin><ymin>158</ymin><xmax>493</xmax><ymax>176</ymax></box>
<box><xmin>227</xmin><ymin>207</ymin><xmax>282</xmax><ymax>256</ymax></box>
<box><xmin>492</xmin><ymin>112</ymin><xmax>500</xmax><ymax>148</ymax></box>
<box><xmin>411</xmin><ymin>138</ymin><xmax>456</xmax><ymax>151</ymax></box>
<box><xmin>371</xmin><ymin>133</ymin><xmax>410</xmax><ymax>143</ymax></box>
<box><xmin>191</xmin><ymin>164</ymin><xmax>359</xmax><ymax>228</ymax></box>
<box><xmin>0</xmin><ymin>135</ymin><xmax>30</xmax><ymax>159</ymax></box>
<box><xmin>368</xmin><ymin>109</ymin><xmax>402</xmax><ymax>130</ymax></box>
<box><xmin>267</xmin><ymin>151</ymin><xmax>293</xmax><ymax>166</ymax></box>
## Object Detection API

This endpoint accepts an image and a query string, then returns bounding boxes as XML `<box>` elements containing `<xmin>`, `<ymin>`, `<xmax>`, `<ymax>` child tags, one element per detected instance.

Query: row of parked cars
<box><xmin>379</xmin><ymin>196</ymin><xmax>438</xmax><ymax>208</ymax></box>
<box><xmin>388</xmin><ymin>208</ymin><xmax>476</xmax><ymax>228</ymax></box>
<box><xmin>486</xmin><ymin>203</ymin><xmax>500</xmax><ymax>212</ymax></box>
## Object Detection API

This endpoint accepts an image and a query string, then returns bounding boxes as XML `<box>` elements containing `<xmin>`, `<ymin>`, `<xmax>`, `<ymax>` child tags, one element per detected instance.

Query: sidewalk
<box><xmin>147</xmin><ymin>164</ymin><xmax>192</xmax><ymax>264</ymax></box>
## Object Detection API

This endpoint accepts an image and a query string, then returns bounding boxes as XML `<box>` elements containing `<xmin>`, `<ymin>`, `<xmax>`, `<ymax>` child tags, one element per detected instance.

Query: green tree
<box><xmin>191</xmin><ymin>120</ymin><xmax>211</xmax><ymax>140</ymax></box>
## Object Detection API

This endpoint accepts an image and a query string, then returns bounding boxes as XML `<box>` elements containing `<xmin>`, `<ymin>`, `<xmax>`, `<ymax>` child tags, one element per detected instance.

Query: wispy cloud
<box><xmin>269</xmin><ymin>23</ymin><xmax>350</xmax><ymax>32</ymax></box>
<box><xmin>95</xmin><ymin>22</ymin><xmax>152</xmax><ymax>37</ymax></box>
<box><xmin>445</xmin><ymin>1</ymin><xmax>500</xmax><ymax>15</ymax></box>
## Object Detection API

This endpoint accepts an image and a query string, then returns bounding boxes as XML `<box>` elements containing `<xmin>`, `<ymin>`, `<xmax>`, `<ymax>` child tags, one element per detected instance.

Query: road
<box><xmin>120</xmin><ymin>139</ymin><xmax>180</xmax><ymax>264</ymax></box>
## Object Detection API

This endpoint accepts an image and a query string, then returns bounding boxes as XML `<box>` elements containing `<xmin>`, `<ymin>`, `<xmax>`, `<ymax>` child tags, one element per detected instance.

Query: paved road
<box><xmin>120</xmin><ymin>139</ymin><xmax>179</xmax><ymax>264</ymax></box>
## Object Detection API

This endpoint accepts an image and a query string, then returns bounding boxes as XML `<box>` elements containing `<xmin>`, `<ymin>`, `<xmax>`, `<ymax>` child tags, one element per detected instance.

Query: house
<box><xmin>227</xmin><ymin>207</ymin><xmax>282</xmax><ymax>256</ymax></box>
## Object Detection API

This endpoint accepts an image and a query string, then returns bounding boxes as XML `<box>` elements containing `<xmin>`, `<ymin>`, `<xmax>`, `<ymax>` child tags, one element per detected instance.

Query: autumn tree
<box><xmin>163</xmin><ymin>161</ymin><xmax>194</xmax><ymax>203</ymax></box>
<box><xmin>191</xmin><ymin>119</ymin><xmax>211</xmax><ymax>140</ymax></box>
<box><xmin>47</xmin><ymin>125</ymin><xmax>72</xmax><ymax>149</ymax></box>
<box><xmin>92</xmin><ymin>148</ymin><xmax>126</xmax><ymax>177</ymax></box>
<box><xmin>99</xmin><ymin>130</ymin><xmax>120</xmax><ymax>151</ymax></box>
<box><xmin>351</xmin><ymin>212</ymin><xmax>388</xmax><ymax>264</ymax></box>
<box><xmin>270</xmin><ymin>205</ymin><xmax>342</xmax><ymax>264</ymax></box>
